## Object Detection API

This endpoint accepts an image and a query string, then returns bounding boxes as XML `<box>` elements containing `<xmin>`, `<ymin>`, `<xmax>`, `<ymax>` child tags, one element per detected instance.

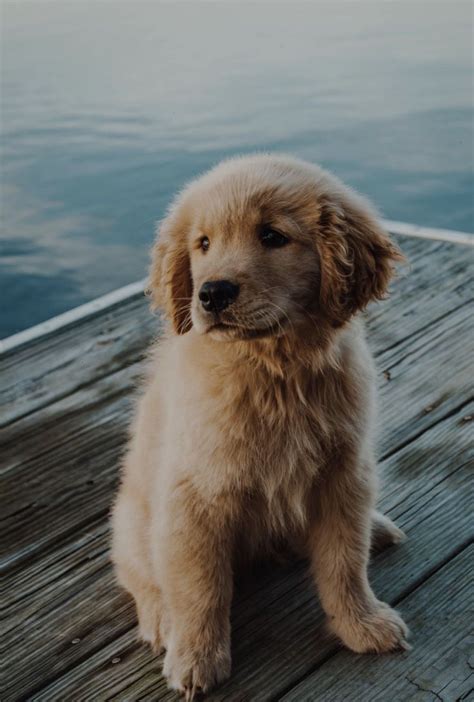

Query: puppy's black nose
<box><xmin>199</xmin><ymin>280</ymin><xmax>240</xmax><ymax>312</ymax></box>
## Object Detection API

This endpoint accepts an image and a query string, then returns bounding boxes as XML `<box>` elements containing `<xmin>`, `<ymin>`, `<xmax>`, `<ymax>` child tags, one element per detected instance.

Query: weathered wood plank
<box><xmin>281</xmin><ymin>546</ymin><xmax>473</xmax><ymax>702</ymax></box>
<box><xmin>5</xmin><ymin>396</ymin><xmax>470</xmax><ymax>615</ymax></box>
<box><xmin>5</xmin><ymin>404</ymin><xmax>471</xmax><ymax>701</ymax></box>
<box><xmin>2</xmin><ymin>292</ymin><xmax>471</xmax><ymax>573</ymax></box>
<box><xmin>0</xmin><ymin>292</ymin><xmax>157</xmax><ymax>428</ymax></box>
<box><xmin>1</xmin><ymin>236</ymin><xmax>468</xmax><ymax>428</ymax></box>
<box><xmin>1</xmin><ymin>365</ymin><xmax>138</xmax><ymax>571</ymax></box>
<box><xmin>377</xmin><ymin>300</ymin><xmax>472</xmax><ymax>454</ymax></box>
<box><xmin>1</xmin><ymin>237</ymin><xmax>472</xmax><ymax>700</ymax></box>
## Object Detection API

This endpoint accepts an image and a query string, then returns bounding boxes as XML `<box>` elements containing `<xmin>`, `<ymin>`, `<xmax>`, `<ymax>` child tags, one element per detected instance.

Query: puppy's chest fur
<box><xmin>201</xmin><ymin>359</ymin><xmax>360</xmax><ymax>535</ymax></box>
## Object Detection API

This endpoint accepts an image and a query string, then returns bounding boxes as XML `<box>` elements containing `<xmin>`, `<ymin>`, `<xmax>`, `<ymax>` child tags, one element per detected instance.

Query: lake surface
<box><xmin>1</xmin><ymin>1</ymin><xmax>472</xmax><ymax>338</ymax></box>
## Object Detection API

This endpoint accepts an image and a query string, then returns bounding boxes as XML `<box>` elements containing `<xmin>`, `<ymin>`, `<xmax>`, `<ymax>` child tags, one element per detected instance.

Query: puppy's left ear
<box><xmin>317</xmin><ymin>193</ymin><xmax>404</xmax><ymax>325</ymax></box>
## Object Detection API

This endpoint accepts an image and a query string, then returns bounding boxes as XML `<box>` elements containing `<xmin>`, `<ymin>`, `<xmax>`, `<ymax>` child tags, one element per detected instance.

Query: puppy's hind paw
<box><xmin>371</xmin><ymin>511</ymin><xmax>406</xmax><ymax>552</ymax></box>
<box><xmin>135</xmin><ymin>591</ymin><xmax>164</xmax><ymax>654</ymax></box>
<box><xmin>137</xmin><ymin>619</ymin><xmax>164</xmax><ymax>654</ymax></box>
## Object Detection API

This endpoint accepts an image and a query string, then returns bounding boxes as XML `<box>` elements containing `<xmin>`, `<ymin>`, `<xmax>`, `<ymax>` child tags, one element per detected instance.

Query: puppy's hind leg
<box><xmin>111</xmin><ymin>489</ymin><xmax>163</xmax><ymax>653</ymax></box>
<box><xmin>371</xmin><ymin>510</ymin><xmax>406</xmax><ymax>552</ymax></box>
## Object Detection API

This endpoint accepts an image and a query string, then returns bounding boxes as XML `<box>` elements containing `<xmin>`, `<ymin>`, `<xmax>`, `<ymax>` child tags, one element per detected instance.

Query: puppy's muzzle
<box><xmin>199</xmin><ymin>280</ymin><xmax>240</xmax><ymax>313</ymax></box>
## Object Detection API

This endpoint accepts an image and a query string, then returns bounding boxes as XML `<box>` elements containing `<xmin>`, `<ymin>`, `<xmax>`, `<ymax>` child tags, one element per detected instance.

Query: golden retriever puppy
<box><xmin>111</xmin><ymin>154</ymin><xmax>408</xmax><ymax>697</ymax></box>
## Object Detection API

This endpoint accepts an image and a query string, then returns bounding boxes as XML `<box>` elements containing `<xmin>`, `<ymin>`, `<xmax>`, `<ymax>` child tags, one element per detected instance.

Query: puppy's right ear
<box><xmin>147</xmin><ymin>204</ymin><xmax>193</xmax><ymax>335</ymax></box>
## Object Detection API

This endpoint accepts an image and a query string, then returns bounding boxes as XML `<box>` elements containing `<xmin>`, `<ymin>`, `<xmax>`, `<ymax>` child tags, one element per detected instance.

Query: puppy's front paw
<box><xmin>163</xmin><ymin>638</ymin><xmax>231</xmax><ymax>699</ymax></box>
<box><xmin>331</xmin><ymin>602</ymin><xmax>410</xmax><ymax>654</ymax></box>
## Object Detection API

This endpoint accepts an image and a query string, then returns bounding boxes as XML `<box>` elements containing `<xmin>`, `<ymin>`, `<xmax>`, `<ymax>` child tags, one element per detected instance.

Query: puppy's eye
<box><xmin>199</xmin><ymin>236</ymin><xmax>210</xmax><ymax>252</ymax></box>
<box><xmin>260</xmin><ymin>228</ymin><xmax>290</xmax><ymax>248</ymax></box>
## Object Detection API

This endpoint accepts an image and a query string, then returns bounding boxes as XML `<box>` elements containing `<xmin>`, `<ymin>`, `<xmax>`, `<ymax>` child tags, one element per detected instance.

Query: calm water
<box><xmin>1</xmin><ymin>2</ymin><xmax>472</xmax><ymax>338</ymax></box>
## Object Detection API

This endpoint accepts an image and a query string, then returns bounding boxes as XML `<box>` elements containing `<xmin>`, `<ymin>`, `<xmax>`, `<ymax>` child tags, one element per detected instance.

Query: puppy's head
<box><xmin>148</xmin><ymin>155</ymin><xmax>402</xmax><ymax>340</ymax></box>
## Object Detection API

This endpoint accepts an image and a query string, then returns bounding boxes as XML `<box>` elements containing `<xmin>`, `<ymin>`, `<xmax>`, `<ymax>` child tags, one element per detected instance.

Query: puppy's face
<box><xmin>149</xmin><ymin>156</ymin><xmax>402</xmax><ymax>340</ymax></box>
<box><xmin>188</xmin><ymin>194</ymin><xmax>320</xmax><ymax>340</ymax></box>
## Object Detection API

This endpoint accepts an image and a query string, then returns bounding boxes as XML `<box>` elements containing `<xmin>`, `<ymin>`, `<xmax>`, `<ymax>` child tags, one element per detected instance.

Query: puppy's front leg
<box><xmin>309</xmin><ymin>462</ymin><xmax>409</xmax><ymax>653</ymax></box>
<box><xmin>155</xmin><ymin>486</ymin><xmax>233</xmax><ymax>697</ymax></box>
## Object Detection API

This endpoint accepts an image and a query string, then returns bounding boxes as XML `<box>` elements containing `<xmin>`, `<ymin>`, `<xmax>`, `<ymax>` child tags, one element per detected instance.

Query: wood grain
<box><xmin>4</xmin><ymin>404</ymin><xmax>471</xmax><ymax>701</ymax></box>
<box><xmin>2</xmin><ymin>236</ymin><xmax>472</xmax><ymax>701</ymax></box>
<box><xmin>281</xmin><ymin>546</ymin><xmax>474</xmax><ymax>702</ymax></box>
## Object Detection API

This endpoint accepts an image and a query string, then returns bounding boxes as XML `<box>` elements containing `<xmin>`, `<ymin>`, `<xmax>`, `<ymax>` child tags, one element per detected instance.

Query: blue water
<box><xmin>1</xmin><ymin>2</ymin><xmax>472</xmax><ymax>338</ymax></box>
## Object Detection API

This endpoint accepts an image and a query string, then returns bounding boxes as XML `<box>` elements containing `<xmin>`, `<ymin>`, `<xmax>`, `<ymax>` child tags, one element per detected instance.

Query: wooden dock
<box><xmin>2</xmin><ymin>229</ymin><xmax>473</xmax><ymax>701</ymax></box>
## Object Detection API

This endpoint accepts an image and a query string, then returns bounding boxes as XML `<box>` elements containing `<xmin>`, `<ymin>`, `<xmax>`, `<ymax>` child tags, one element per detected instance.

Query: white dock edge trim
<box><xmin>0</xmin><ymin>278</ymin><xmax>147</xmax><ymax>355</ymax></box>
<box><xmin>383</xmin><ymin>220</ymin><xmax>474</xmax><ymax>247</ymax></box>
<box><xmin>1</xmin><ymin>220</ymin><xmax>472</xmax><ymax>355</ymax></box>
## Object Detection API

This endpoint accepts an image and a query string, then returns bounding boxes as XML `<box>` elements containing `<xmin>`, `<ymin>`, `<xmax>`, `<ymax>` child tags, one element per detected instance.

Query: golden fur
<box><xmin>111</xmin><ymin>154</ymin><xmax>409</xmax><ymax>697</ymax></box>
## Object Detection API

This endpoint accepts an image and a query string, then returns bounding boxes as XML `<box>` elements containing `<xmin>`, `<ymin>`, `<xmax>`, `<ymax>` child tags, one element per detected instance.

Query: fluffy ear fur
<box><xmin>317</xmin><ymin>194</ymin><xmax>404</xmax><ymax>326</ymax></box>
<box><xmin>147</xmin><ymin>205</ymin><xmax>193</xmax><ymax>335</ymax></box>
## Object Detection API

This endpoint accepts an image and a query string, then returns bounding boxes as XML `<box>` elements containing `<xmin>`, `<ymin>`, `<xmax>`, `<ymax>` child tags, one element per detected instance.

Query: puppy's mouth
<box><xmin>193</xmin><ymin>301</ymin><xmax>289</xmax><ymax>340</ymax></box>
<box><xmin>206</xmin><ymin>318</ymin><xmax>285</xmax><ymax>340</ymax></box>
